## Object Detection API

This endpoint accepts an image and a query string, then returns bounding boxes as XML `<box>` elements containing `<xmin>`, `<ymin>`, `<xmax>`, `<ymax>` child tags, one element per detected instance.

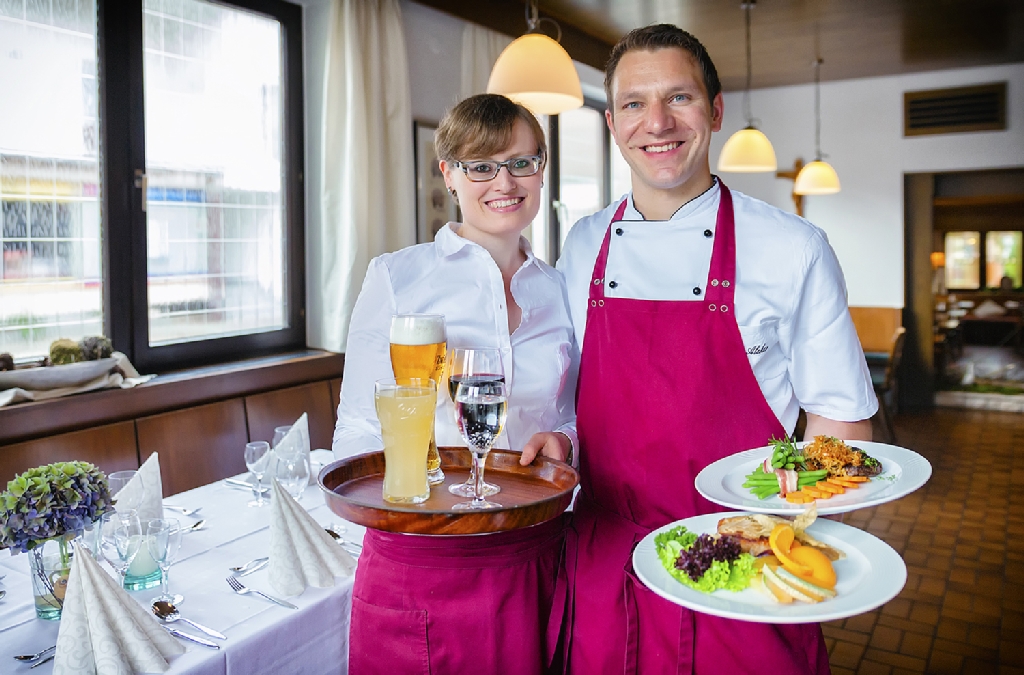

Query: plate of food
<box><xmin>632</xmin><ymin>508</ymin><xmax>906</xmax><ymax>623</ymax></box>
<box><xmin>694</xmin><ymin>437</ymin><xmax>931</xmax><ymax>516</ymax></box>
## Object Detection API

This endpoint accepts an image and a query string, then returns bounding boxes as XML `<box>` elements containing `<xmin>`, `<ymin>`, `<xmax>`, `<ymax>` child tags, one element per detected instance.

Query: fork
<box><xmin>225</xmin><ymin>576</ymin><xmax>297</xmax><ymax>609</ymax></box>
<box><xmin>164</xmin><ymin>505</ymin><xmax>202</xmax><ymax>517</ymax></box>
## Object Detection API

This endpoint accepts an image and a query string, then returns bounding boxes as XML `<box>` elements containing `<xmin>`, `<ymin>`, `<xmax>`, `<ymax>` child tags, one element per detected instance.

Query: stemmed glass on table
<box><xmin>147</xmin><ymin>519</ymin><xmax>183</xmax><ymax>605</ymax></box>
<box><xmin>99</xmin><ymin>511</ymin><xmax>143</xmax><ymax>585</ymax></box>
<box><xmin>447</xmin><ymin>347</ymin><xmax>504</xmax><ymax>498</ymax></box>
<box><xmin>275</xmin><ymin>452</ymin><xmax>311</xmax><ymax>501</ymax></box>
<box><xmin>452</xmin><ymin>380</ymin><xmax>508</xmax><ymax>510</ymax></box>
<box><xmin>244</xmin><ymin>441</ymin><xmax>272</xmax><ymax>507</ymax></box>
<box><xmin>108</xmin><ymin>469</ymin><xmax>144</xmax><ymax>518</ymax></box>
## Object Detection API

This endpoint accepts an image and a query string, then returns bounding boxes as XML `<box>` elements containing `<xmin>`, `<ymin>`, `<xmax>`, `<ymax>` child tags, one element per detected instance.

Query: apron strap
<box><xmin>588</xmin><ymin>199</ymin><xmax>629</xmax><ymax>303</ymax></box>
<box><xmin>705</xmin><ymin>182</ymin><xmax>736</xmax><ymax>311</ymax></box>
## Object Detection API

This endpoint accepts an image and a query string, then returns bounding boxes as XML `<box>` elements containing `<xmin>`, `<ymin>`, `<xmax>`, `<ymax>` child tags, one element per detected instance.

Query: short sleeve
<box><xmin>332</xmin><ymin>257</ymin><xmax>397</xmax><ymax>459</ymax></box>
<box><xmin>785</xmin><ymin>232</ymin><xmax>879</xmax><ymax>422</ymax></box>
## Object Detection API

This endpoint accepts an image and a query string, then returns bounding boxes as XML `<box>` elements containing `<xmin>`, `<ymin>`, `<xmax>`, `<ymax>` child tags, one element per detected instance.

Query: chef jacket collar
<box><xmin>623</xmin><ymin>176</ymin><xmax>721</xmax><ymax>222</ymax></box>
<box><xmin>434</xmin><ymin>222</ymin><xmax>555</xmax><ymax>281</ymax></box>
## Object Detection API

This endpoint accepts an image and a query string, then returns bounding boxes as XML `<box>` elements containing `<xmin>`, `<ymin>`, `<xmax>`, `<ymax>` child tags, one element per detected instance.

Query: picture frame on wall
<box><xmin>414</xmin><ymin>120</ymin><xmax>459</xmax><ymax>244</ymax></box>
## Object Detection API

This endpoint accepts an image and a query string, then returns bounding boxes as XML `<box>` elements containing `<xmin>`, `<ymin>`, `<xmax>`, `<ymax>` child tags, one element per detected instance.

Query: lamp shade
<box><xmin>930</xmin><ymin>251</ymin><xmax>946</xmax><ymax>269</ymax></box>
<box><xmin>717</xmin><ymin>127</ymin><xmax>777</xmax><ymax>172</ymax></box>
<box><xmin>793</xmin><ymin>160</ymin><xmax>841</xmax><ymax>195</ymax></box>
<box><xmin>487</xmin><ymin>34</ymin><xmax>583</xmax><ymax>116</ymax></box>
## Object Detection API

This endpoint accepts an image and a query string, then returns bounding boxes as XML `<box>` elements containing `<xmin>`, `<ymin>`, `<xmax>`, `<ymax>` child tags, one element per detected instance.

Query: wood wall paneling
<box><xmin>0</xmin><ymin>422</ymin><xmax>139</xmax><ymax>486</ymax></box>
<box><xmin>849</xmin><ymin>307</ymin><xmax>904</xmax><ymax>354</ymax></box>
<box><xmin>244</xmin><ymin>380</ymin><xmax>336</xmax><ymax>451</ymax></box>
<box><xmin>136</xmin><ymin>399</ymin><xmax>249</xmax><ymax>496</ymax></box>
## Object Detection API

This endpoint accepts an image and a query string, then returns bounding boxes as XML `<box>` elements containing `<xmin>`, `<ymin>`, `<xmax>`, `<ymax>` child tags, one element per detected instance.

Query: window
<box><xmin>0</xmin><ymin>0</ymin><xmax>303</xmax><ymax>371</ymax></box>
<box><xmin>944</xmin><ymin>232</ymin><xmax>980</xmax><ymax>289</ymax></box>
<box><xmin>944</xmin><ymin>230</ymin><xmax>1022</xmax><ymax>290</ymax></box>
<box><xmin>985</xmin><ymin>231</ymin><xmax>1022</xmax><ymax>288</ymax></box>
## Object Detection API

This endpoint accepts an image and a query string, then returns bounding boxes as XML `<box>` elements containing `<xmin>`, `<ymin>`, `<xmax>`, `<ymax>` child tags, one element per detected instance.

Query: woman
<box><xmin>334</xmin><ymin>94</ymin><xmax>576</xmax><ymax>675</ymax></box>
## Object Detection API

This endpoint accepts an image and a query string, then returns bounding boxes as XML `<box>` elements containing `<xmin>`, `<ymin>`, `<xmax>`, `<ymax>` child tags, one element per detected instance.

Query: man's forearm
<box><xmin>803</xmin><ymin>413</ymin><xmax>873</xmax><ymax>442</ymax></box>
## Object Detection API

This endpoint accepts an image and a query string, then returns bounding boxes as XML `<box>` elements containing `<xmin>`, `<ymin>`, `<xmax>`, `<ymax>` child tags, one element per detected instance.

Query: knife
<box><xmin>29</xmin><ymin>655</ymin><xmax>54</xmax><ymax>669</ymax></box>
<box><xmin>223</xmin><ymin>478</ymin><xmax>270</xmax><ymax>494</ymax></box>
<box><xmin>164</xmin><ymin>626</ymin><xmax>221</xmax><ymax>649</ymax></box>
<box><xmin>236</xmin><ymin>558</ymin><xmax>270</xmax><ymax>577</ymax></box>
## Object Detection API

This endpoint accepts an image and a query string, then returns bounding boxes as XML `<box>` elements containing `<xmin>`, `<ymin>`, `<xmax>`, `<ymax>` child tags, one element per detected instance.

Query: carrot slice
<box><xmin>802</xmin><ymin>487</ymin><xmax>831</xmax><ymax>499</ymax></box>
<box><xmin>832</xmin><ymin>478</ymin><xmax>862</xmax><ymax>488</ymax></box>
<box><xmin>841</xmin><ymin>475</ymin><xmax>870</xmax><ymax>483</ymax></box>
<box><xmin>816</xmin><ymin>481</ymin><xmax>845</xmax><ymax>494</ymax></box>
<box><xmin>786</xmin><ymin>493</ymin><xmax>811</xmax><ymax>503</ymax></box>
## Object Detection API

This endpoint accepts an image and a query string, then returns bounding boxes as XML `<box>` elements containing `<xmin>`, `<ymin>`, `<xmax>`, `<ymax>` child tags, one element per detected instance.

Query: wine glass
<box><xmin>446</xmin><ymin>347</ymin><xmax>504</xmax><ymax>498</ymax></box>
<box><xmin>272</xmin><ymin>425</ymin><xmax>292</xmax><ymax>450</ymax></box>
<box><xmin>108</xmin><ymin>470</ymin><xmax>144</xmax><ymax>517</ymax></box>
<box><xmin>452</xmin><ymin>381</ymin><xmax>507</xmax><ymax>510</ymax></box>
<box><xmin>99</xmin><ymin>511</ymin><xmax>142</xmax><ymax>585</ymax></box>
<box><xmin>147</xmin><ymin>519</ymin><xmax>183</xmax><ymax>604</ymax></box>
<box><xmin>244</xmin><ymin>441</ymin><xmax>272</xmax><ymax>507</ymax></box>
<box><xmin>276</xmin><ymin>452</ymin><xmax>311</xmax><ymax>501</ymax></box>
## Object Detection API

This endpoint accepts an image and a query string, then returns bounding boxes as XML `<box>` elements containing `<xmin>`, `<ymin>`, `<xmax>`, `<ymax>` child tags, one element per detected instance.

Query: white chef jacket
<box><xmin>333</xmin><ymin>223</ymin><xmax>579</xmax><ymax>460</ymax></box>
<box><xmin>556</xmin><ymin>179</ymin><xmax>877</xmax><ymax>435</ymax></box>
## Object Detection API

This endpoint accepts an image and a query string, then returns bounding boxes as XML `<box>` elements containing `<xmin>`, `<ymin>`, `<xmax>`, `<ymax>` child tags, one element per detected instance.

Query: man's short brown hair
<box><xmin>604</xmin><ymin>24</ymin><xmax>722</xmax><ymax>107</ymax></box>
<box><xmin>435</xmin><ymin>94</ymin><xmax>546</xmax><ymax>163</ymax></box>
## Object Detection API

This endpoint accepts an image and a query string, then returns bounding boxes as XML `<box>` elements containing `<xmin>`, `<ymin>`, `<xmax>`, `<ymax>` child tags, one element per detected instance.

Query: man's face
<box><xmin>606</xmin><ymin>48</ymin><xmax>723</xmax><ymax>200</ymax></box>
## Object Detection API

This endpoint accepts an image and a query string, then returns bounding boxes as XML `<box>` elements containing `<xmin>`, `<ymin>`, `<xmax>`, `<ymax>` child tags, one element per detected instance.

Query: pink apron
<box><xmin>350</xmin><ymin>515</ymin><xmax>566</xmax><ymax>675</ymax></box>
<box><xmin>566</xmin><ymin>185</ymin><xmax>831</xmax><ymax>674</ymax></box>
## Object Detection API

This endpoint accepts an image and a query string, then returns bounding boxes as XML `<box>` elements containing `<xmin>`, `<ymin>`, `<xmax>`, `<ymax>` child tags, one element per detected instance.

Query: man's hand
<box><xmin>520</xmin><ymin>432</ymin><xmax>572</xmax><ymax>466</ymax></box>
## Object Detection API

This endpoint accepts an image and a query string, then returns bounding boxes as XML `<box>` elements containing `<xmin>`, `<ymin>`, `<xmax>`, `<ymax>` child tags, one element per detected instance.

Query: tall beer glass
<box><xmin>390</xmin><ymin>314</ymin><xmax>446</xmax><ymax>484</ymax></box>
<box><xmin>375</xmin><ymin>378</ymin><xmax>436</xmax><ymax>504</ymax></box>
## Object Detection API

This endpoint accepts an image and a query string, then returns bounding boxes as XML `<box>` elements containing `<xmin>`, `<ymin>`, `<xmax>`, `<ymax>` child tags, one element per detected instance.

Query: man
<box><xmin>554</xmin><ymin>24</ymin><xmax>877</xmax><ymax>674</ymax></box>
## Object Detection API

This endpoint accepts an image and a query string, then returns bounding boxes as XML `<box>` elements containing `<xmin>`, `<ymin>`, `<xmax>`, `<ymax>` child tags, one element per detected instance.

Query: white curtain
<box><xmin>460</xmin><ymin>23</ymin><xmax>512</xmax><ymax>100</ymax></box>
<box><xmin>319</xmin><ymin>0</ymin><xmax>414</xmax><ymax>352</ymax></box>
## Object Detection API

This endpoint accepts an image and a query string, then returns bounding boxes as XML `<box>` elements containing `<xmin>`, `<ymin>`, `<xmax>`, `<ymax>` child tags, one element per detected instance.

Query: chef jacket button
<box><xmin>692</xmin><ymin>286</ymin><xmax>701</xmax><ymax>296</ymax></box>
<box><xmin>723</xmin><ymin>280</ymin><xmax>731</xmax><ymax>288</ymax></box>
<box><xmin>711</xmin><ymin>279</ymin><xmax>719</xmax><ymax>287</ymax></box>
<box><xmin>704</xmin><ymin>229</ymin><xmax>713</xmax><ymax>238</ymax></box>
<box><xmin>709</xmin><ymin>304</ymin><xmax>717</xmax><ymax>311</ymax></box>
<box><xmin>608</xmin><ymin>280</ymin><xmax>618</xmax><ymax>289</ymax></box>
<box><xmin>615</xmin><ymin>227</ymin><xmax>624</xmax><ymax>236</ymax></box>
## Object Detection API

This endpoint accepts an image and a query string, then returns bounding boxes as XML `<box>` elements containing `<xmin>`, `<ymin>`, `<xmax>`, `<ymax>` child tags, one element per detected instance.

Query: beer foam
<box><xmin>390</xmin><ymin>315</ymin><xmax>445</xmax><ymax>345</ymax></box>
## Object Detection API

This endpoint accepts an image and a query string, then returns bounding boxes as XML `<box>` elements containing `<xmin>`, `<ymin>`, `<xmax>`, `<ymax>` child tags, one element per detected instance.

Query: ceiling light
<box><xmin>718</xmin><ymin>1</ymin><xmax>777</xmax><ymax>173</ymax></box>
<box><xmin>794</xmin><ymin>59</ymin><xmax>841</xmax><ymax>195</ymax></box>
<box><xmin>487</xmin><ymin>0</ymin><xmax>583</xmax><ymax>116</ymax></box>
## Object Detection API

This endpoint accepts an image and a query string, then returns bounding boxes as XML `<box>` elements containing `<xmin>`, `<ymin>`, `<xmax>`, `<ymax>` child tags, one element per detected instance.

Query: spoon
<box><xmin>13</xmin><ymin>645</ymin><xmax>55</xmax><ymax>661</ymax></box>
<box><xmin>184</xmin><ymin>519</ymin><xmax>207</xmax><ymax>533</ymax></box>
<box><xmin>0</xmin><ymin>589</ymin><xmax>6</xmax><ymax>600</ymax></box>
<box><xmin>229</xmin><ymin>556</ymin><xmax>269</xmax><ymax>573</ymax></box>
<box><xmin>151</xmin><ymin>601</ymin><xmax>227</xmax><ymax>640</ymax></box>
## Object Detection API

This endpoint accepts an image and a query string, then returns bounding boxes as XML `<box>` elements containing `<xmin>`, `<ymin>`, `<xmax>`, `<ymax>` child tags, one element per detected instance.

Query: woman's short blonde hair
<box><xmin>435</xmin><ymin>94</ymin><xmax>546</xmax><ymax>163</ymax></box>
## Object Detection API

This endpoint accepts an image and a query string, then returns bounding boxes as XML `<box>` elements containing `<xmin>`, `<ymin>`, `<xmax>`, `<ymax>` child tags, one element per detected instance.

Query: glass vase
<box><xmin>28</xmin><ymin>538</ymin><xmax>74</xmax><ymax>620</ymax></box>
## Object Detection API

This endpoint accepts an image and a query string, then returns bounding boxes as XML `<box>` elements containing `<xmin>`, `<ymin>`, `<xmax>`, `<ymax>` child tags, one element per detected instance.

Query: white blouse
<box><xmin>333</xmin><ymin>223</ymin><xmax>579</xmax><ymax>459</ymax></box>
<box><xmin>557</xmin><ymin>180</ymin><xmax>878</xmax><ymax>435</ymax></box>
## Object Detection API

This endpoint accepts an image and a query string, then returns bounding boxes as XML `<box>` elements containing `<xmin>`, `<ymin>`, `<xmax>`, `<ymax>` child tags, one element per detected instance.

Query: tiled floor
<box><xmin>824</xmin><ymin>407</ymin><xmax>1024</xmax><ymax>674</ymax></box>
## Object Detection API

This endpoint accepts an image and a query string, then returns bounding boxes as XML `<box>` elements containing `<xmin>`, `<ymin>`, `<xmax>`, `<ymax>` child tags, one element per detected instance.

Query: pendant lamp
<box><xmin>793</xmin><ymin>59</ymin><xmax>841</xmax><ymax>195</ymax></box>
<box><xmin>717</xmin><ymin>1</ymin><xmax>777</xmax><ymax>173</ymax></box>
<box><xmin>486</xmin><ymin>0</ymin><xmax>583</xmax><ymax>116</ymax></box>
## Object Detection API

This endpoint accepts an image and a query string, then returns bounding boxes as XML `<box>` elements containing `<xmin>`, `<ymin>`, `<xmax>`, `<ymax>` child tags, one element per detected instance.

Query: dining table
<box><xmin>0</xmin><ymin>471</ymin><xmax>365</xmax><ymax>674</ymax></box>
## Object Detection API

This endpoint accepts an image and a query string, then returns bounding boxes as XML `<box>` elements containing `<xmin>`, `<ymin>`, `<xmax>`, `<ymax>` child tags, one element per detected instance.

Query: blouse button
<box><xmin>704</xmin><ymin>229</ymin><xmax>713</xmax><ymax>238</ymax></box>
<box><xmin>692</xmin><ymin>286</ymin><xmax>701</xmax><ymax>296</ymax></box>
<box><xmin>615</xmin><ymin>227</ymin><xmax>624</xmax><ymax>236</ymax></box>
<box><xmin>608</xmin><ymin>280</ymin><xmax>618</xmax><ymax>289</ymax></box>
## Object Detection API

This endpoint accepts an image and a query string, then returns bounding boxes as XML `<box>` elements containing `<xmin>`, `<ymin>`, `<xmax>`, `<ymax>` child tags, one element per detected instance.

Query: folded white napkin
<box><xmin>268</xmin><ymin>480</ymin><xmax>355</xmax><ymax>597</ymax></box>
<box><xmin>53</xmin><ymin>546</ymin><xmax>184</xmax><ymax>675</ymax></box>
<box><xmin>115</xmin><ymin>453</ymin><xmax>164</xmax><ymax>521</ymax></box>
<box><xmin>275</xmin><ymin>413</ymin><xmax>312</xmax><ymax>484</ymax></box>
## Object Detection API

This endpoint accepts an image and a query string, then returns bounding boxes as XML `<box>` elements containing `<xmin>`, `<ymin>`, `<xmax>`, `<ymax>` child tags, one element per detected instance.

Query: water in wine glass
<box><xmin>99</xmin><ymin>512</ymin><xmax>142</xmax><ymax>584</ymax></box>
<box><xmin>453</xmin><ymin>382</ymin><xmax>507</xmax><ymax>510</ymax></box>
<box><xmin>147</xmin><ymin>519</ymin><xmax>183</xmax><ymax>604</ymax></box>
<box><xmin>244</xmin><ymin>441</ymin><xmax>272</xmax><ymax>507</ymax></box>
<box><xmin>446</xmin><ymin>347</ymin><xmax>504</xmax><ymax>499</ymax></box>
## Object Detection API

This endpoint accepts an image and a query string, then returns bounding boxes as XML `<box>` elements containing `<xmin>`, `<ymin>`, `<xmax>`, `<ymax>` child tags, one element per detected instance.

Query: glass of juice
<box><xmin>375</xmin><ymin>377</ymin><xmax>437</xmax><ymax>504</ymax></box>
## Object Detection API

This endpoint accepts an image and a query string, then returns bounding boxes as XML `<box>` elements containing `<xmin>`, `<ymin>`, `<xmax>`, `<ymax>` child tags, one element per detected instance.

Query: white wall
<box><xmin>714</xmin><ymin>63</ymin><xmax>1024</xmax><ymax>309</ymax></box>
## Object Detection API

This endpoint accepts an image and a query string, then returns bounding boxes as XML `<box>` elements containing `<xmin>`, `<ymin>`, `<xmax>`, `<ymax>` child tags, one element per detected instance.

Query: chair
<box><xmin>870</xmin><ymin>327</ymin><xmax>906</xmax><ymax>444</ymax></box>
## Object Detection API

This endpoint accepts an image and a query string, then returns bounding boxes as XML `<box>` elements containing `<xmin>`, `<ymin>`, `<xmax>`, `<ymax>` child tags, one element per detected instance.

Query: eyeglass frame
<box><xmin>451</xmin><ymin>152</ymin><xmax>545</xmax><ymax>182</ymax></box>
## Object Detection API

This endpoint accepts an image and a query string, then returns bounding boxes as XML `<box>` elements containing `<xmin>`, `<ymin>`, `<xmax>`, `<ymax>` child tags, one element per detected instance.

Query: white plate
<box><xmin>0</xmin><ymin>358</ymin><xmax>118</xmax><ymax>391</ymax></box>
<box><xmin>694</xmin><ymin>441</ymin><xmax>931</xmax><ymax>516</ymax></box>
<box><xmin>632</xmin><ymin>512</ymin><xmax>906</xmax><ymax>624</ymax></box>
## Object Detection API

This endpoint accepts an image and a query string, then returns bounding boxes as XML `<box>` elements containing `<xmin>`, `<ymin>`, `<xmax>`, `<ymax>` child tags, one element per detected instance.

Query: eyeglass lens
<box><xmin>460</xmin><ymin>156</ymin><xmax>540</xmax><ymax>181</ymax></box>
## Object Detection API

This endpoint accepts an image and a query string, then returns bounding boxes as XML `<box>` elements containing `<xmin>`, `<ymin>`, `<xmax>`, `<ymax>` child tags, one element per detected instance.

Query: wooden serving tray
<box><xmin>318</xmin><ymin>447</ymin><xmax>579</xmax><ymax>535</ymax></box>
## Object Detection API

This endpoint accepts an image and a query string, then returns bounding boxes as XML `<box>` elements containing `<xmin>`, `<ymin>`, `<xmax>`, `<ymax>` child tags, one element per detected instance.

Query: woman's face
<box><xmin>441</xmin><ymin>118</ymin><xmax>543</xmax><ymax>244</ymax></box>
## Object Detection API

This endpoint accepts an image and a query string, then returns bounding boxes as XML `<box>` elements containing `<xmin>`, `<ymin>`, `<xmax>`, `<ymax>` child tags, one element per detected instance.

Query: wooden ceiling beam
<box><xmin>413</xmin><ymin>0</ymin><xmax>613</xmax><ymax>73</ymax></box>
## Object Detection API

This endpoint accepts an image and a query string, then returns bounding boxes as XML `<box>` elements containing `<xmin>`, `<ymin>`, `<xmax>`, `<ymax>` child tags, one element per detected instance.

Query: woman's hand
<box><xmin>520</xmin><ymin>431</ymin><xmax>572</xmax><ymax>465</ymax></box>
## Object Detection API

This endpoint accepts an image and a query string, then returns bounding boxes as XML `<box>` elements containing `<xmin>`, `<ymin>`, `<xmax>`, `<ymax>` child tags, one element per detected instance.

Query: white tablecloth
<box><xmin>0</xmin><ymin>478</ymin><xmax>364</xmax><ymax>674</ymax></box>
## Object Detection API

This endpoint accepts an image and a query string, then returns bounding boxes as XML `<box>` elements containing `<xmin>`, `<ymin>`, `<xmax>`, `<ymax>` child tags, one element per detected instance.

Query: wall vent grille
<box><xmin>904</xmin><ymin>83</ymin><xmax>1006</xmax><ymax>136</ymax></box>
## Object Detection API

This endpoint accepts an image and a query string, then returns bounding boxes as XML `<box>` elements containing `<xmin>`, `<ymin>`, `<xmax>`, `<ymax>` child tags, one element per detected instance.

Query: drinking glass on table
<box><xmin>108</xmin><ymin>470</ymin><xmax>143</xmax><ymax>517</ymax></box>
<box><xmin>453</xmin><ymin>381</ymin><xmax>507</xmax><ymax>510</ymax></box>
<box><xmin>375</xmin><ymin>377</ymin><xmax>436</xmax><ymax>504</ymax></box>
<box><xmin>272</xmin><ymin>425</ymin><xmax>292</xmax><ymax>449</ymax></box>
<box><xmin>99</xmin><ymin>511</ymin><xmax>142</xmax><ymax>585</ymax></box>
<box><xmin>276</xmin><ymin>452</ymin><xmax>311</xmax><ymax>501</ymax></box>
<box><xmin>390</xmin><ymin>314</ymin><xmax>446</xmax><ymax>485</ymax></box>
<box><xmin>446</xmin><ymin>347</ymin><xmax>504</xmax><ymax>498</ymax></box>
<box><xmin>147</xmin><ymin>519</ymin><xmax>183</xmax><ymax>604</ymax></box>
<box><xmin>244</xmin><ymin>441</ymin><xmax>272</xmax><ymax>507</ymax></box>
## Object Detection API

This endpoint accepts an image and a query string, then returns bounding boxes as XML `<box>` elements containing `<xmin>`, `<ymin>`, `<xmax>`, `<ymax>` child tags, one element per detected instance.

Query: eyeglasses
<box><xmin>452</xmin><ymin>155</ymin><xmax>543</xmax><ymax>182</ymax></box>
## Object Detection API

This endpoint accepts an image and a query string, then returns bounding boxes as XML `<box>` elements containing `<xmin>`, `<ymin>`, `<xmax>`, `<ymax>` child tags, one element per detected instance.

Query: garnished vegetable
<box><xmin>744</xmin><ymin>436</ymin><xmax>882</xmax><ymax>501</ymax></box>
<box><xmin>655</xmin><ymin>526</ymin><xmax>756</xmax><ymax>594</ymax></box>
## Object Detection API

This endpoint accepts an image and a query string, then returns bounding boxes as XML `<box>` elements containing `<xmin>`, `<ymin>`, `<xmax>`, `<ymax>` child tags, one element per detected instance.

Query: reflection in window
<box><xmin>0</xmin><ymin>2</ymin><xmax>103</xmax><ymax>360</ymax></box>
<box><xmin>611</xmin><ymin>142</ymin><xmax>631</xmax><ymax>204</ymax></box>
<box><xmin>557</xmin><ymin>106</ymin><xmax>605</xmax><ymax>248</ymax></box>
<box><xmin>945</xmin><ymin>231</ymin><xmax>980</xmax><ymax>289</ymax></box>
<box><xmin>985</xmin><ymin>231</ymin><xmax>1021</xmax><ymax>289</ymax></box>
<box><xmin>143</xmin><ymin>0</ymin><xmax>286</xmax><ymax>346</ymax></box>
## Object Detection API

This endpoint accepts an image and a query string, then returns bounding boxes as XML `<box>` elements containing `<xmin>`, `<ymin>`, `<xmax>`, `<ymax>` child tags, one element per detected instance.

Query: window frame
<box><xmin>943</xmin><ymin>229</ymin><xmax>1023</xmax><ymax>291</ymax></box>
<box><xmin>100</xmin><ymin>0</ymin><xmax>305</xmax><ymax>373</ymax></box>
